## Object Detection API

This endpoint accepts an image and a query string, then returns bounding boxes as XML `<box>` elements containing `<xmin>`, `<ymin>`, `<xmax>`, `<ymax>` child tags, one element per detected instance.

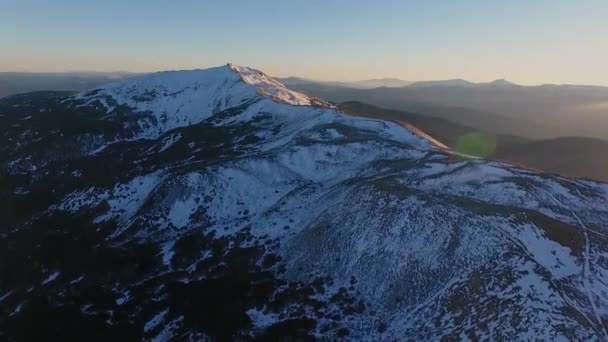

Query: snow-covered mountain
<box><xmin>1</xmin><ymin>65</ymin><xmax>608</xmax><ymax>341</ymax></box>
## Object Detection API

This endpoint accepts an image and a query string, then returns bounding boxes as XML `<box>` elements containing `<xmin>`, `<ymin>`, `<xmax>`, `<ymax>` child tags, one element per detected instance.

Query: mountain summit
<box><xmin>484</xmin><ymin>78</ymin><xmax>517</xmax><ymax>86</ymax></box>
<box><xmin>73</xmin><ymin>64</ymin><xmax>332</xmax><ymax>139</ymax></box>
<box><xmin>1</xmin><ymin>65</ymin><xmax>608</xmax><ymax>341</ymax></box>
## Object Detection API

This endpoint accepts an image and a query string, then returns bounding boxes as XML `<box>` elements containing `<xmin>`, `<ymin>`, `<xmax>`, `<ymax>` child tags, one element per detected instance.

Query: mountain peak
<box><xmin>485</xmin><ymin>78</ymin><xmax>516</xmax><ymax>86</ymax></box>
<box><xmin>74</xmin><ymin>65</ymin><xmax>332</xmax><ymax>138</ymax></box>
<box><xmin>227</xmin><ymin>64</ymin><xmax>319</xmax><ymax>106</ymax></box>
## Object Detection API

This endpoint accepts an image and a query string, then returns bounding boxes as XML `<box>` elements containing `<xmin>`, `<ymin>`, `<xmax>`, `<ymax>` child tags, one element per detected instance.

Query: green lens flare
<box><xmin>455</xmin><ymin>133</ymin><xmax>497</xmax><ymax>158</ymax></box>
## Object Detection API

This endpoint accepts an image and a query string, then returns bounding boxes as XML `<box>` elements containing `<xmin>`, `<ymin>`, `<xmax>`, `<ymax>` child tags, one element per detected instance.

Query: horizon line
<box><xmin>1</xmin><ymin>68</ymin><xmax>607</xmax><ymax>88</ymax></box>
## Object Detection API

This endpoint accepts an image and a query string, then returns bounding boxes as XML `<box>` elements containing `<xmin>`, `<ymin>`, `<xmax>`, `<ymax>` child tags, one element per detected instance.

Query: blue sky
<box><xmin>2</xmin><ymin>0</ymin><xmax>607</xmax><ymax>85</ymax></box>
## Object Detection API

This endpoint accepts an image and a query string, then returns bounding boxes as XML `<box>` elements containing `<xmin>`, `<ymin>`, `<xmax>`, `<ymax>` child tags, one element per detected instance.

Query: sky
<box><xmin>2</xmin><ymin>0</ymin><xmax>608</xmax><ymax>85</ymax></box>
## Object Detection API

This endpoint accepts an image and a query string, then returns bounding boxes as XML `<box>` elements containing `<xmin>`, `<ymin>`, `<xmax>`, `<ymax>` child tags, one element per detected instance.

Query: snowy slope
<box><xmin>1</xmin><ymin>65</ymin><xmax>608</xmax><ymax>341</ymax></box>
<box><xmin>74</xmin><ymin>64</ymin><xmax>332</xmax><ymax>139</ymax></box>
<box><xmin>229</xmin><ymin>64</ymin><xmax>321</xmax><ymax>106</ymax></box>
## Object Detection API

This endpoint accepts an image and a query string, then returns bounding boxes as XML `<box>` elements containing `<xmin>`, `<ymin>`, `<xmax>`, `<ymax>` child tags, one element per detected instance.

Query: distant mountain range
<box><xmin>278</xmin><ymin>77</ymin><xmax>413</xmax><ymax>89</ymax></box>
<box><xmin>280</xmin><ymin>76</ymin><xmax>538</xmax><ymax>89</ymax></box>
<box><xmin>283</xmin><ymin>79</ymin><xmax>608</xmax><ymax>140</ymax></box>
<box><xmin>408</xmin><ymin>79</ymin><xmax>476</xmax><ymax>87</ymax></box>
<box><xmin>279</xmin><ymin>76</ymin><xmax>522</xmax><ymax>89</ymax></box>
<box><xmin>409</xmin><ymin>78</ymin><xmax>518</xmax><ymax>87</ymax></box>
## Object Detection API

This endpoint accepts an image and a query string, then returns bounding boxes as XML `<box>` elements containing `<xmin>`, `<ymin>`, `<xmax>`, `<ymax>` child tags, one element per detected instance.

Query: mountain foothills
<box><xmin>339</xmin><ymin>102</ymin><xmax>608</xmax><ymax>182</ymax></box>
<box><xmin>2</xmin><ymin>65</ymin><xmax>608</xmax><ymax>341</ymax></box>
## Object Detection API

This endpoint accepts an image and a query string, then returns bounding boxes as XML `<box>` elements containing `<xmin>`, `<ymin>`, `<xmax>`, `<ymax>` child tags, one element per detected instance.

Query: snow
<box><xmin>275</xmin><ymin>141</ymin><xmax>408</xmax><ymax>184</ymax></box>
<box><xmin>167</xmin><ymin>195</ymin><xmax>199</xmax><ymax>228</ymax></box>
<box><xmin>514</xmin><ymin>224</ymin><xmax>579</xmax><ymax>278</ymax></box>
<box><xmin>0</xmin><ymin>290</ymin><xmax>13</xmax><ymax>303</ymax></box>
<box><xmin>309</xmin><ymin>128</ymin><xmax>345</xmax><ymax>141</ymax></box>
<box><xmin>57</xmin><ymin>187</ymin><xmax>98</xmax><ymax>212</ymax></box>
<box><xmin>159</xmin><ymin>133</ymin><xmax>181</xmax><ymax>152</ymax></box>
<box><xmin>116</xmin><ymin>292</ymin><xmax>130</xmax><ymax>305</ymax></box>
<box><xmin>145</xmin><ymin>308</ymin><xmax>169</xmax><ymax>332</ymax></box>
<box><xmin>149</xmin><ymin>315</ymin><xmax>182</xmax><ymax>342</ymax></box>
<box><xmin>229</xmin><ymin>64</ymin><xmax>318</xmax><ymax>106</ymax></box>
<box><xmin>69</xmin><ymin>275</ymin><xmax>85</xmax><ymax>284</ymax></box>
<box><xmin>9</xmin><ymin>303</ymin><xmax>23</xmax><ymax>317</ymax></box>
<box><xmin>246</xmin><ymin>308</ymin><xmax>279</xmax><ymax>328</ymax></box>
<box><xmin>94</xmin><ymin>171</ymin><xmax>163</xmax><ymax>226</ymax></box>
<box><xmin>73</xmin><ymin>64</ymin><xmax>331</xmax><ymax>140</ymax></box>
<box><xmin>13</xmin><ymin>187</ymin><xmax>30</xmax><ymax>195</ymax></box>
<box><xmin>75</xmin><ymin>65</ymin><xmax>257</xmax><ymax>138</ymax></box>
<box><xmin>42</xmin><ymin>271</ymin><xmax>60</xmax><ymax>285</ymax></box>
<box><xmin>169</xmin><ymin>164</ymin><xmax>300</xmax><ymax>236</ymax></box>
<box><xmin>161</xmin><ymin>240</ymin><xmax>175</xmax><ymax>266</ymax></box>
<box><xmin>71</xmin><ymin>63</ymin><xmax>446</xmax><ymax>162</ymax></box>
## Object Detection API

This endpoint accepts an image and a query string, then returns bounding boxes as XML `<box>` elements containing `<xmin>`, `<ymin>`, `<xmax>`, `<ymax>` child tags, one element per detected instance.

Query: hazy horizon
<box><xmin>2</xmin><ymin>1</ymin><xmax>608</xmax><ymax>85</ymax></box>
<box><xmin>1</xmin><ymin>69</ymin><xmax>607</xmax><ymax>88</ymax></box>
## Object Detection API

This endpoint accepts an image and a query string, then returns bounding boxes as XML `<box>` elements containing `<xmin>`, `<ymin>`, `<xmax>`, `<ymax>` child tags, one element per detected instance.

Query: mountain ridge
<box><xmin>1</xmin><ymin>65</ymin><xmax>608</xmax><ymax>341</ymax></box>
<box><xmin>338</xmin><ymin>101</ymin><xmax>608</xmax><ymax>182</ymax></box>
